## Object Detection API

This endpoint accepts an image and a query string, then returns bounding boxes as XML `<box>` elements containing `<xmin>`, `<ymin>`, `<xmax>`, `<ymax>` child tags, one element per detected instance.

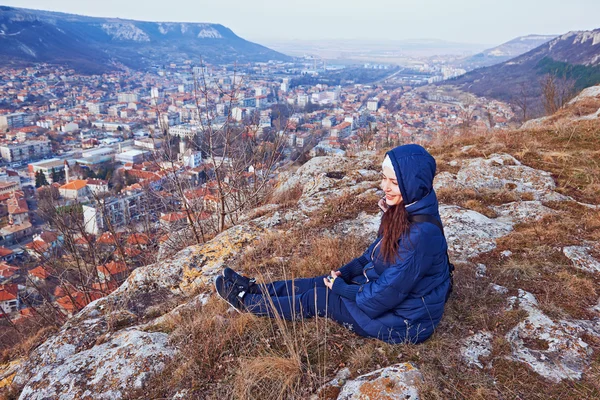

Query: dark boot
<box><xmin>223</xmin><ymin>267</ymin><xmax>260</xmax><ymax>294</ymax></box>
<box><xmin>215</xmin><ymin>276</ymin><xmax>246</xmax><ymax>312</ymax></box>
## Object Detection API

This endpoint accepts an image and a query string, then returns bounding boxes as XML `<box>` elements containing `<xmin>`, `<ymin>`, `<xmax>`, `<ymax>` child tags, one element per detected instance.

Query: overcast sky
<box><xmin>2</xmin><ymin>0</ymin><xmax>597</xmax><ymax>46</ymax></box>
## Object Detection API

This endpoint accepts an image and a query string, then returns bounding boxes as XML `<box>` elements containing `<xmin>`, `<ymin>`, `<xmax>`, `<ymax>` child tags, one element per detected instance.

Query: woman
<box><xmin>215</xmin><ymin>144</ymin><xmax>451</xmax><ymax>344</ymax></box>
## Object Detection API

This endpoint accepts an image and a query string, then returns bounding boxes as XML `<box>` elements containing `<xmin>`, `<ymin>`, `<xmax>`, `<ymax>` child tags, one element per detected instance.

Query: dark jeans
<box><xmin>244</xmin><ymin>275</ymin><xmax>366</xmax><ymax>336</ymax></box>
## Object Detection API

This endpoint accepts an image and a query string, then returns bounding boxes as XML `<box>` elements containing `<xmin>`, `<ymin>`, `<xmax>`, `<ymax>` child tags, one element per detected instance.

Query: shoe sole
<box><xmin>214</xmin><ymin>277</ymin><xmax>243</xmax><ymax>314</ymax></box>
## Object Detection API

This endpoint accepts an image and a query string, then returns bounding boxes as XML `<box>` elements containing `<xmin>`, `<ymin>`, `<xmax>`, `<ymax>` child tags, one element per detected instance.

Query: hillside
<box><xmin>0</xmin><ymin>6</ymin><xmax>291</xmax><ymax>73</ymax></box>
<box><xmin>1</xmin><ymin>87</ymin><xmax>599</xmax><ymax>399</ymax></box>
<box><xmin>448</xmin><ymin>28</ymin><xmax>600</xmax><ymax>116</ymax></box>
<box><xmin>460</xmin><ymin>34</ymin><xmax>556</xmax><ymax>70</ymax></box>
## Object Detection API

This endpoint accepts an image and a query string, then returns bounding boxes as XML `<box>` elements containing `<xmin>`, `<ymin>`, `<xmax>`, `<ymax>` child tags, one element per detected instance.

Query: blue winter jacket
<box><xmin>332</xmin><ymin>144</ymin><xmax>450</xmax><ymax>344</ymax></box>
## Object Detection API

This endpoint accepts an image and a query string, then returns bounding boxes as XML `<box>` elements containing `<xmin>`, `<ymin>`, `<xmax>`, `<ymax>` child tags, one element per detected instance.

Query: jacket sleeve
<box><xmin>337</xmin><ymin>254</ymin><xmax>370</xmax><ymax>281</ymax></box>
<box><xmin>355</xmin><ymin>246</ymin><xmax>423</xmax><ymax>319</ymax></box>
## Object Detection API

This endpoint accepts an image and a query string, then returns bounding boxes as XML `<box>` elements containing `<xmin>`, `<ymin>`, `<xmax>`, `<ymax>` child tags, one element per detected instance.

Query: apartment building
<box><xmin>0</xmin><ymin>140</ymin><xmax>51</xmax><ymax>163</ymax></box>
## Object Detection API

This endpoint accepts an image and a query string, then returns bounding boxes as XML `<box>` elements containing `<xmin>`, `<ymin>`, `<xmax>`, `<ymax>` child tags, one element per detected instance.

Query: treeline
<box><xmin>536</xmin><ymin>57</ymin><xmax>600</xmax><ymax>91</ymax></box>
<box><xmin>290</xmin><ymin>67</ymin><xmax>399</xmax><ymax>88</ymax></box>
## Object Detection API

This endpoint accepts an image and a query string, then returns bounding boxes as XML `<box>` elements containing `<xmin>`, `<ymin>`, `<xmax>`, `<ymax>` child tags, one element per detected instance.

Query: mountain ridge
<box><xmin>0</xmin><ymin>6</ymin><xmax>291</xmax><ymax>73</ymax></box>
<box><xmin>446</xmin><ymin>27</ymin><xmax>600</xmax><ymax>116</ymax></box>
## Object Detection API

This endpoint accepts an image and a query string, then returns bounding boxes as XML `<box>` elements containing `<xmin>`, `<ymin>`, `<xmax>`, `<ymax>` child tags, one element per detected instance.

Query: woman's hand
<box><xmin>323</xmin><ymin>270</ymin><xmax>340</xmax><ymax>290</ymax></box>
<box><xmin>378</xmin><ymin>197</ymin><xmax>389</xmax><ymax>213</ymax></box>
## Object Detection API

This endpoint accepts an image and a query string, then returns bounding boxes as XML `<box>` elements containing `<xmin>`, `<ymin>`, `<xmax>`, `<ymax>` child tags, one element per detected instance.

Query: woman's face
<box><xmin>381</xmin><ymin>166</ymin><xmax>403</xmax><ymax>206</ymax></box>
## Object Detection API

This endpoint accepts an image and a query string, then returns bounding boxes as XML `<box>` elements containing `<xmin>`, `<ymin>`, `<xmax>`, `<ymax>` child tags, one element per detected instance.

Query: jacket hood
<box><xmin>385</xmin><ymin>144</ymin><xmax>436</xmax><ymax>208</ymax></box>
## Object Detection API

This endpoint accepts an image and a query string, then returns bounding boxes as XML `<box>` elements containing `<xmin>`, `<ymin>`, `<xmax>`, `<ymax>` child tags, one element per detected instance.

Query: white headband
<box><xmin>382</xmin><ymin>155</ymin><xmax>394</xmax><ymax>171</ymax></box>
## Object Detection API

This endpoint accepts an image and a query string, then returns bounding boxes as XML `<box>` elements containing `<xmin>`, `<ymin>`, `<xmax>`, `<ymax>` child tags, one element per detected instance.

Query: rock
<box><xmin>521</xmin><ymin>116</ymin><xmax>551</xmax><ymax>130</ymax></box>
<box><xmin>332</xmin><ymin>211</ymin><xmax>380</xmax><ymax>239</ymax></box>
<box><xmin>454</xmin><ymin>154</ymin><xmax>566</xmax><ymax>202</ymax></box>
<box><xmin>475</xmin><ymin>263</ymin><xmax>487</xmax><ymax>278</ymax></box>
<box><xmin>310</xmin><ymin>368</ymin><xmax>351</xmax><ymax>400</ymax></box>
<box><xmin>440</xmin><ymin>205</ymin><xmax>514</xmax><ymax>260</ymax></box>
<box><xmin>500</xmin><ymin>250</ymin><xmax>513</xmax><ymax>258</ymax></box>
<box><xmin>492</xmin><ymin>201</ymin><xmax>557</xmax><ymax>223</ymax></box>
<box><xmin>16</xmin><ymin>329</ymin><xmax>175</xmax><ymax>400</ymax></box>
<box><xmin>337</xmin><ymin>363</ymin><xmax>423</xmax><ymax>400</ymax></box>
<box><xmin>562</xmin><ymin>246</ymin><xmax>600</xmax><ymax>274</ymax></box>
<box><xmin>433</xmin><ymin>171</ymin><xmax>461</xmax><ymax>191</ymax></box>
<box><xmin>505</xmin><ymin>290</ymin><xmax>597</xmax><ymax>382</ymax></box>
<box><xmin>490</xmin><ymin>284</ymin><xmax>509</xmax><ymax>294</ymax></box>
<box><xmin>274</xmin><ymin>156</ymin><xmax>358</xmax><ymax>196</ymax></box>
<box><xmin>461</xmin><ymin>331</ymin><xmax>493</xmax><ymax>368</ymax></box>
<box><xmin>567</xmin><ymin>85</ymin><xmax>600</xmax><ymax>105</ymax></box>
<box><xmin>0</xmin><ymin>359</ymin><xmax>21</xmax><ymax>390</ymax></box>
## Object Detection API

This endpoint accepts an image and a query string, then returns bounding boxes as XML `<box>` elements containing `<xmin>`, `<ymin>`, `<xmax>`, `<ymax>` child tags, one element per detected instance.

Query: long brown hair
<box><xmin>377</xmin><ymin>201</ymin><xmax>411</xmax><ymax>263</ymax></box>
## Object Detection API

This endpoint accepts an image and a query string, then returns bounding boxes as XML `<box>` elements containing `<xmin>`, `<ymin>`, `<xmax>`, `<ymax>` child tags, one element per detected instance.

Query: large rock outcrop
<box><xmin>7</xmin><ymin>152</ymin><xmax>600</xmax><ymax>399</ymax></box>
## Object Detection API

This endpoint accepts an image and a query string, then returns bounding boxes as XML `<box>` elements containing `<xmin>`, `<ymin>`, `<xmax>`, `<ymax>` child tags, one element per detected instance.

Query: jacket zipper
<box><xmin>363</xmin><ymin>239</ymin><xmax>381</xmax><ymax>283</ymax></box>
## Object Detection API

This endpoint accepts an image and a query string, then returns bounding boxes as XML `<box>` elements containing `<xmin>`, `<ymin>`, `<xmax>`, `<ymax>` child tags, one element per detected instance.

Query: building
<box><xmin>134</xmin><ymin>138</ymin><xmax>163</xmax><ymax>150</ymax></box>
<box><xmin>0</xmin><ymin>285</ymin><xmax>18</xmax><ymax>314</ymax></box>
<box><xmin>97</xmin><ymin>261</ymin><xmax>129</xmax><ymax>284</ymax></box>
<box><xmin>28</xmin><ymin>158</ymin><xmax>65</xmax><ymax>183</ymax></box>
<box><xmin>367</xmin><ymin>98</ymin><xmax>379</xmax><ymax>112</ymax></box>
<box><xmin>86</xmin><ymin>179</ymin><xmax>109</xmax><ymax>196</ymax></box>
<box><xmin>115</xmin><ymin>149</ymin><xmax>150</xmax><ymax>164</ymax></box>
<box><xmin>91</xmin><ymin>121</ymin><xmax>132</xmax><ymax>131</ymax></box>
<box><xmin>59</xmin><ymin>180</ymin><xmax>89</xmax><ymax>200</ymax></box>
<box><xmin>82</xmin><ymin>192</ymin><xmax>145</xmax><ymax>235</ymax></box>
<box><xmin>0</xmin><ymin>113</ymin><xmax>26</xmax><ymax>130</ymax></box>
<box><xmin>0</xmin><ymin>140</ymin><xmax>51</xmax><ymax>163</ymax></box>
<box><xmin>182</xmin><ymin>149</ymin><xmax>203</xmax><ymax>168</ymax></box>
<box><xmin>169</xmin><ymin>124</ymin><xmax>198</xmax><ymax>139</ymax></box>
<box><xmin>117</xmin><ymin>93</ymin><xmax>138</xmax><ymax>103</ymax></box>
<box><xmin>0</xmin><ymin>180</ymin><xmax>20</xmax><ymax>195</ymax></box>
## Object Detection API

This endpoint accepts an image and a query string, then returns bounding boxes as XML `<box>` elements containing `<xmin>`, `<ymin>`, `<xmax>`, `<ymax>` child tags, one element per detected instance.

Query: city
<box><xmin>0</xmin><ymin>57</ymin><xmax>516</xmax><ymax>323</ymax></box>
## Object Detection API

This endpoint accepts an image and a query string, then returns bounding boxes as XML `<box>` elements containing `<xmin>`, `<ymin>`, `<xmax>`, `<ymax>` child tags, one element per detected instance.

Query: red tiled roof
<box><xmin>160</xmin><ymin>212</ymin><xmax>187</xmax><ymax>223</ymax></box>
<box><xmin>0</xmin><ymin>247</ymin><xmax>13</xmax><ymax>257</ymax></box>
<box><xmin>97</xmin><ymin>232</ymin><xmax>117</xmax><ymax>245</ymax></box>
<box><xmin>0</xmin><ymin>290</ymin><xmax>17</xmax><ymax>301</ymax></box>
<box><xmin>126</xmin><ymin>233</ymin><xmax>150</xmax><ymax>246</ymax></box>
<box><xmin>97</xmin><ymin>261</ymin><xmax>128</xmax><ymax>276</ymax></box>
<box><xmin>29</xmin><ymin>266</ymin><xmax>51</xmax><ymax>280</ymax></box>
<box><xmin>0</xmin><ymin>262</ymin><xmax>19</xmax><ymax>278</ymax></box>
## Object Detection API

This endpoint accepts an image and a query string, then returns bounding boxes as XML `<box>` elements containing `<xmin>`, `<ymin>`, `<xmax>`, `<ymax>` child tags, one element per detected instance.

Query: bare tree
<box><xmin>540</xmin><ymin>73</ymin><xmax>576</xmax><ymax>115</ymax></box>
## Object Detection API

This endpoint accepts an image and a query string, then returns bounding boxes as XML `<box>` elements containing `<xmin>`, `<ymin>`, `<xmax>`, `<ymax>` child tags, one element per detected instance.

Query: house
<box><xmin>0</xmin><ymin>221</ymin><xmax>33</xmax><ymax>246</ymax></box>
<box><xmin>24</xmin><ymin>231</ymin><xmax>63</xmax><ymax>259</ymax></box>
<box><xmin>0</xmin><ymin>284</ymin><xmax>19</xmax><ymax>314</ymax></box>
<box><xmin>55</xmin><ymin>291</ymin><xmax>101</xmax><ymax>317</ymax></box>
<box><xmin>159</xmin><ymin>212</ymin><xmax>188</xmax><ymax>229</ymax></box>
<box><xmin>86</xmin><ymin>179</ymin><xmax>109</xmax><ymax>196</ymax></box>
<box><xmin>0</xmin><ymin>246</ymin><xmax>14</xmax><ymax>262</ymax></box>
<box><xmin>28</xmin><ymin>265</ymin><xmax>51</xmax><ymax>282</ymax></box>
<box><xmin>97</xmin><ymin>261</ymin><xmax>129</xmax><ymax>284</ymax></box>
<box><xmin>0</xmin><ymin>262</ymin><xmax>19</xmax><ymax>283</ymax></box>
<box><xmin>6</xmin><ymin>191</ymin><xmax>29</xmax><ymax>225</ymax></box>
<box><xmin>59</xmin><ymin>180</ymin><xmax>89</xmax><ymax>199</ymax></box>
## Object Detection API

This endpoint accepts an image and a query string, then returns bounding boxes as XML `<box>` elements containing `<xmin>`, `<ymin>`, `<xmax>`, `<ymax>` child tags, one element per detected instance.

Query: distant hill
<box><xmin>448</xmin><ymin>28</ymin><xmax>600</xmax><ymax>116</ymax></box>
<box><xmin>460</xmin><ymin>34</ymin><xmax>557</xmax><ymax>70</ymax></box>
<box><xmin>0</xmin><ymin>6</ymin><xmax>291</xmax><ymax>74</ymax></box>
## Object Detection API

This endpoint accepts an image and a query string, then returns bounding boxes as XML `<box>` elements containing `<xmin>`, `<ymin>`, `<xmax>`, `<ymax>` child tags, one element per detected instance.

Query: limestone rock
<box><xmin>492</xmin><ymin>201</ymin><xmax>557</xmax><ymax>223</ymax></box>
<box><xmin>440</xmin><ymin>205</ymin><xmax>513</xmax><ymax>260</ymax></box>
<box><xmin>336</xmin><ymin>363</ymin><xmax>422</xmax><ymax>400</ymax></box>
<box><xmin>332</xmin><ymin>211</ymin><xmax>380</xmax><ymax>239</ymax></box>
<box><xmin>505</xmin><ymin>290</ymin><xmax>597</xmax><ymax>382</ymax></box>
<box><xmin>461</xmin><ymin>331</ymin><xmax>493</xmax><ymax>368</ymax></box>
<box><xmin>17</xmin><ymin>329</ymin><xmax>174</xmax><ymax>400</ymax></box>
<box><xmin>310</xmin><ymin>368</ymin><xmax>351</xmax><ymax>400</ymax></box>
<box><xmin>437</xmin><ymin>153</ymin><xmax>570</xmax><ymax>202</ymax></box>
<box><xmin>433</xmin><ymin>171</ymin><xmax>461</xmax><ymax>191</ymax></box>
<box><xmin>562</xmin><ymin>246</ymin><xmax>600</xmax><ymax>274</ymax></box>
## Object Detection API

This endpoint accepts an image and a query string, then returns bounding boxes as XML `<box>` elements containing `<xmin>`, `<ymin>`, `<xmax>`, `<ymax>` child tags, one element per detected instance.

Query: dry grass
<box><xmin>429</xmin><ymin>119</ymin><xmax>600</xmax><ymax>204</ymax></box>
<box><xmin>268</xmin><ymin>184</ymin><xmax>304</xmax><ymax>210</ymax></box>
<box><xmin>9</xmin><ymin>115</ymin><xmax>600</xmax><ymax>399</ymax></box>
<box><xmin>306</xmin><ymin>191</ymin><xmax>380</xmax><ymax>230</ymax></box>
